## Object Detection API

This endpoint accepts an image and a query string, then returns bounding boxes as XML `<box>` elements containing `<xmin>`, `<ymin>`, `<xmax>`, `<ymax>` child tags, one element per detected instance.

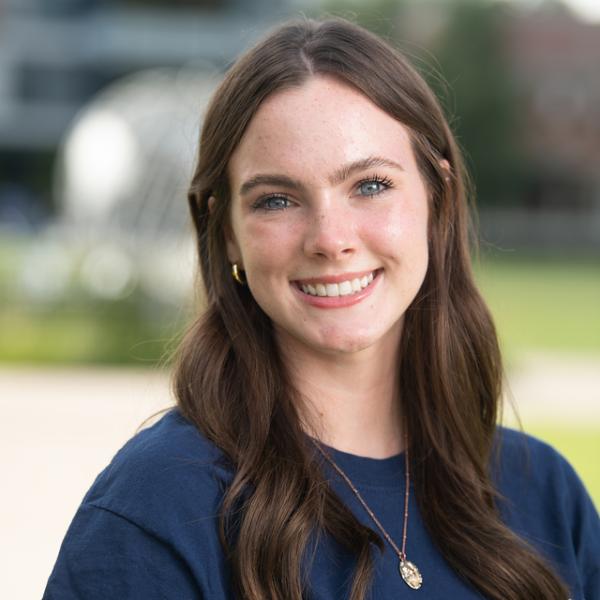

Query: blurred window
<box><xmin>17</xmin><ymin>64</ymin><xmax>110</xmax><ymax>103</ymax></box>
<box><xmin>120</xmin><ymin>0</ymin><xmax>227</xmax><ymax>7</ymax></box>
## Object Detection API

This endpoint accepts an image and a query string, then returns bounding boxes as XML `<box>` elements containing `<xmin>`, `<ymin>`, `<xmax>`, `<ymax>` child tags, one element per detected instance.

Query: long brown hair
<box><xmin>173</xmin><ymin>17</ymin><xmax>568</xmax><ymax>600</ymax></box>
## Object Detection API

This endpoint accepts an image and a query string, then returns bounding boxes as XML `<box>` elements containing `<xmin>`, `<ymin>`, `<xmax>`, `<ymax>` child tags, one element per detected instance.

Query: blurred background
<box><xmin>1</xmin><ymin>0</ymin><xmax>598</xmax><ymax>597</ymax></box>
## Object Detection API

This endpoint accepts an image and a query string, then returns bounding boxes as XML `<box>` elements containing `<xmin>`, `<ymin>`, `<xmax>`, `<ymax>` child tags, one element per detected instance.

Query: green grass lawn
<box><xmin>474</xmin><ymin>255</ymin><xmax>600</xmax><ymax>359</ymax></box>
<box><xmin>0</xmin><ymin>306</ymin><xmax>180</xmax><ymax>365</ymax></box>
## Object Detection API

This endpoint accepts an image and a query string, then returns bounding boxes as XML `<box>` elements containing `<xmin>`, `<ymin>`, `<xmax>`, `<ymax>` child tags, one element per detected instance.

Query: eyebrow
<box><xmin>238</xmin><ymin>155</ymin><xmax>404</xmax><ymax>197</ymax></box>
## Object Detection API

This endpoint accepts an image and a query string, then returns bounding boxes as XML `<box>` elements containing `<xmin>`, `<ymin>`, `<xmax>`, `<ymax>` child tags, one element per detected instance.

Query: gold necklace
<box><xmin>311</xmin><ymin>436</ymin><xmax>423</xmax><ymax>590</ymax></box>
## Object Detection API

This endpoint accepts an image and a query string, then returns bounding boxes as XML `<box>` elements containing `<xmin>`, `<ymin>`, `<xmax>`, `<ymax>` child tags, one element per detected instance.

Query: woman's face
<box><xmin>225</xmin><ymin>75</ymin><xmax>430</xmax><ymax>357</ymax></box>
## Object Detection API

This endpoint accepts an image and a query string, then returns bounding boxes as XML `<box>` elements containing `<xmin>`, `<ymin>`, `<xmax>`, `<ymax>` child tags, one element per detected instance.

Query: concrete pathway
<box><xmin>1</xmin><ymin>355</ymin><xmax>598</xmax><ymax>599</ymax></box>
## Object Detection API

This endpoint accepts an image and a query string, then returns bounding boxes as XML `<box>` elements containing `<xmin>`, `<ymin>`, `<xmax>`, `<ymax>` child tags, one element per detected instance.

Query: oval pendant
<box><xmin>399</xmin><ymin>559</ymin><xmax>422</xmax><ymax>590</ymax></box>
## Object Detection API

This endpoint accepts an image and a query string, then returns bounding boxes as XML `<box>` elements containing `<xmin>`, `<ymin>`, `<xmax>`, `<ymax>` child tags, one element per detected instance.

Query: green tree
<box><xmin>323</xmin><ymin>0</ymin><xmax>523</xmax><ymax>207</ymax></box>
<box><xmin>320</xmin><ymin>0</ymin><xmax>408</xmax><ymax>40</ymax></box>
<box><xmin>427</xmin><ymin>1</ymin><xmax>523</xmax><ymax>206</ymax></box>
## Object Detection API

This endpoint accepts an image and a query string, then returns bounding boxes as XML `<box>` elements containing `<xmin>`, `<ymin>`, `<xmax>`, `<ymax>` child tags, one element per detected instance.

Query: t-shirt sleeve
<box><xmin>495</xmin><ymin>429</ymin><xmax>600</xmax><ymax>600</ymax></box>
<box><xmin>559</xmin><ymin>454</ymin><xmax>600</xmax><ymax>600</ymax></box>
<box><xmin>42</xmin><ymin>503</ymin><xmax>203</xmax><ymax>600</ymax></box>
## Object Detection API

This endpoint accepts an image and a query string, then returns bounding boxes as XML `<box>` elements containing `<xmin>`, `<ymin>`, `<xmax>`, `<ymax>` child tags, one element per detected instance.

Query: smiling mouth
<box><xmin>295</xmin><ymin>270</ymin><xmax>379</xmax><ymax>298</ymax></box>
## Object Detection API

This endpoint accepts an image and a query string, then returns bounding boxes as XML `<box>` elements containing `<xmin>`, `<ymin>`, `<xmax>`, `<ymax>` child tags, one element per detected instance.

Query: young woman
<box><xmin>44</xmin><ymin>17</ymin><xmax>599</xmax><ymax>600</ymax></box>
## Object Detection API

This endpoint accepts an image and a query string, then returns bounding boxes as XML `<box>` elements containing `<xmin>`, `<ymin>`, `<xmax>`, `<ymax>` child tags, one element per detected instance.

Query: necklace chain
<box><xmin>311</xmin><ymin>434</ymin><xmax>423</xmax><ymax>590</ymax></box>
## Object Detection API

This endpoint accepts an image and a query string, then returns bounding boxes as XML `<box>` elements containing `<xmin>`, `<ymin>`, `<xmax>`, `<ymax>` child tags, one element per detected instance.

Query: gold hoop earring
<box><xmin>231</xmin><ymin>263</ymin><xmax>245</xmax><ymax>285</ymax></box>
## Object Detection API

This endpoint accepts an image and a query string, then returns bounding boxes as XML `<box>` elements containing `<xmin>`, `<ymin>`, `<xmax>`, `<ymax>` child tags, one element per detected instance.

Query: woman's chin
<box><xmin>275</xmin><ymin>320</ymin><xmax>401</xmax><ymax>358</ymax></box>
<box><xmin>307</xmin><ymin>329</ymin><xmax>380</xmax><ymax>356</ymax></box>
<box><xmin>302</xmin><ymin>317</ymin><xmax>404</xmax><ymax>357</ymax></box>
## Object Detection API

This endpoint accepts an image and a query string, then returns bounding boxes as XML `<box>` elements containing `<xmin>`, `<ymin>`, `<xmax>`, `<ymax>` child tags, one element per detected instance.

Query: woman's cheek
<box><xmin>246</xmin><ymin>217</ymin><xmax>304</xmax><ymax>261</ymax></box>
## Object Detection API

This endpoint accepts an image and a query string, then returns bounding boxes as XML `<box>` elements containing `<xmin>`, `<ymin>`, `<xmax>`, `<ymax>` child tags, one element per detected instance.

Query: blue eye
<box><xmin>358</xmin><ymin>175</ymin><xmax>393</xmax><ymax>197</ymax></box>
<box><xmin>253</xmin><ymin>195</ymin><xmax>291</xmax><ymax>211</ymax></box>
<box><xmin>360</xmin><ymin>181</ymin><xmax>383</xmax><ymax>195</ymax></box>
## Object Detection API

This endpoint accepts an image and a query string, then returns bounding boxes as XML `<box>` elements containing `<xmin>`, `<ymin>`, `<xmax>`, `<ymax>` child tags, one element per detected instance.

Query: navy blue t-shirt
<box><xmin>43</xmin><ymin>409</ymin><xmax>599</xmax><ymax>599</ymax></box>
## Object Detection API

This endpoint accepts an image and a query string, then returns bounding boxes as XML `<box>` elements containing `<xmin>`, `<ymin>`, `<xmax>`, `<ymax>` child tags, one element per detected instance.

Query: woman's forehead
<box><xmin>227</xmin><ymin>75</ymin><xmax>417</xmax><ymax>190</ymax></box>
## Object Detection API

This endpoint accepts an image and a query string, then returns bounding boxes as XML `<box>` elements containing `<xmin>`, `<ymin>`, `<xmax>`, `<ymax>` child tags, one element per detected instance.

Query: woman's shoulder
<box><xmin>493</xmin><ymin>426</ymin><xmax>600</xmax><ymax>598</ymax></box>
<box><xmin>492</xmin><ymin>425</ymin><xmax>598</xmax><ymax>534</ymax></box>
<box><xmin>493</xmin><ymin>426</ymin><xmax>584</xmax><ymax>499</ymax></box>
<box><xmin>44</xmin><ymin>409</ymin><xmax>237</xmax><ymax>599</ymax></box>
<box><xmin>493</xmin><ymin>426</ymin><xmax>579</xmax><ymax>486</ymax></box>
<box><xmin>495</xmin><ymin>425</ymin><xmax>565</xmax><ymax>467</ymax></box>
<box><xmin>82</xmin><ymin>408</ymin><xmax>234</xmax><ymax>527</ymax></box>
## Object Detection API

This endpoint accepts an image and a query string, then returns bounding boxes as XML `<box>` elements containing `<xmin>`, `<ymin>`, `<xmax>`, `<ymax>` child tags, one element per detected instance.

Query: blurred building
<box><xmin>0</xmin><ymin>0</ymin><xmax>303</xmax><ymax>228</ymax></box>
<box><xmin>403</xmin><ymin>0</ymin><xmax>600</xmax><ymax>252</ymax></box>
<box><xmin>1</xmin><ymin>0</ymin><xmax>598</xmax><ymax>252</ymax></box>
<box><xmin>0</xmin><ymin>0</ymin><xmax>308</xmax><ymax>305</ymax></box>
<box><xmin>504</xmin><ymin>1</ymin><xmax>600</xmax><ymax>212</ymax></box>
<box><xmin>486</xmin><ymin>1</ymin><xmax>600</xmax><ymax>252</ymax></box>
<box><xmin>0</xmin><ymin>0</ymin><xmax>299</xmax><ymax>152</ymax></box>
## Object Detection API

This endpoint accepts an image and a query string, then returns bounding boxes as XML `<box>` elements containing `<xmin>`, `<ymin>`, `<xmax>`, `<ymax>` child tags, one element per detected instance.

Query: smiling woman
<box><xmin>43</xmin><ymin>16</ymin><xmax>599</xmax><ymax>600</ymax></box>
<box><xmin>224</xmin><ymin>76</ymin><xmax>429</xmax><ymax>357</ymax></box>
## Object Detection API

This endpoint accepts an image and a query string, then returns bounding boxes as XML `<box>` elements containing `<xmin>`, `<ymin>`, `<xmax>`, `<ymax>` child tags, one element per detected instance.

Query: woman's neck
<box><xmin>278</xmin><ymin>330</ymin><xmax>405</xmax><ymax>459</ymax></box>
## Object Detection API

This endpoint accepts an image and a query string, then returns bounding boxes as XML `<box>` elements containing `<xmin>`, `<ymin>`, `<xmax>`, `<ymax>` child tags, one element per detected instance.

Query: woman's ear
<box><xmin>209</xmin><ymin>195</ymin><xmax>243</xmax><ymax>265</ymax></box>
<box><xmin>440</xmin><ymin>159</ymin><xmax>452</xmax><ymax>182</ymax></box>
<box><xmin>226</xmin><ymin>234</ymin><xmax>242</xmax><ymax>265</ymax></box>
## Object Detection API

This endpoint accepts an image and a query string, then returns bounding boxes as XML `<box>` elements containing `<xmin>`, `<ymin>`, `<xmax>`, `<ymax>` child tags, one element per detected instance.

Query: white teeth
<box><xmin>299</xmin><ymin>271</ymin><xmax>377</xmax><ymax>297</ymax></box>
<box><xmin>338</xmin><ymin>281</ymin><xmax>352</xmax><ymax>296</ymax></box>
<box><xmin>326</xmin><ymin>283</ymin><xmax>339</xmax><ymax>297</ymax></box>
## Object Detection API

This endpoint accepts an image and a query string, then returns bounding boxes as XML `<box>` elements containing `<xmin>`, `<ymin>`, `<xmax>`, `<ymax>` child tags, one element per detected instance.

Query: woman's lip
<box><xmin>291</xmin><ymin>269</ymin><xmax>381</xmax><ymax>309</ymax></box>
<box><xmin>293</xmin><ymin>269</ymin><xmax>380</xmax><ymax>286</ymax></box>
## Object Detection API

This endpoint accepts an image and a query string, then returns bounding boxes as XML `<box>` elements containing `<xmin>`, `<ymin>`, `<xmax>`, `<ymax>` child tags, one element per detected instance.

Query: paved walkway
<box><xmin>1</xmin><ymin>355</ymin><xmax>598</xmax><ymax>599</ymax></box>
<box><xmin>502</xmin><ymin>352</ymin><xmax>600</xmax><ymax>424</ymax></box>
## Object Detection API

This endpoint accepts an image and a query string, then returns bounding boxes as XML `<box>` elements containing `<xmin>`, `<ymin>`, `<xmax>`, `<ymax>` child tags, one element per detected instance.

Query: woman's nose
<box><xmin>302</xmin><ymin>203</ymin><xmax>357</xmax><ymax>260</ymax></box>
